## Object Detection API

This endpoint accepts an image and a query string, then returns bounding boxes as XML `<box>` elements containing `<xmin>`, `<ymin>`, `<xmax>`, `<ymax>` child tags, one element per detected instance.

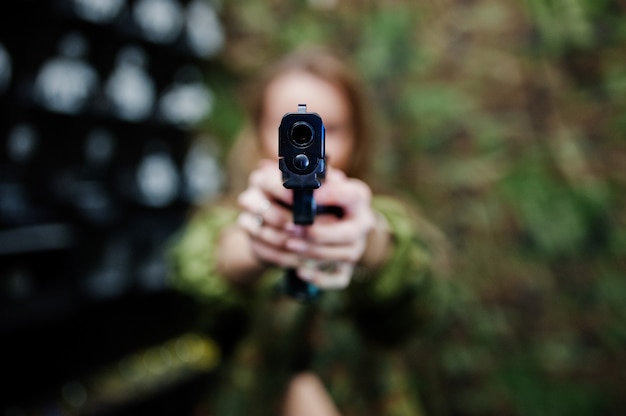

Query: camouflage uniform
<box><xmin>169</xmin><ymin>195</ymin><xmax>448</xmax><ymax>415</ymax></box>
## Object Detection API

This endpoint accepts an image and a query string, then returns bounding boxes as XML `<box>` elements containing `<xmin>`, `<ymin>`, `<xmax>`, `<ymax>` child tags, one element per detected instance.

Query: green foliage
<box><xmin>501</xmin><ymin>165</ymin><xmax>598</xmax><ymax>258</ymax></box>
<box><xmin>206</xmin><ymin>0</ymin><xmax>626</xmax><ymax>414</ymax></box>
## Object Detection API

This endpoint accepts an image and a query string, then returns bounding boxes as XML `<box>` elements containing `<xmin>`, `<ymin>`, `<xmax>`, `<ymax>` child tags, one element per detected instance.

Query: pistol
<box><xmin>279</xmin><ymin>104</ymin><xmax>326</xmax><ymax>225</ymax></box>
<box><xmin>278</xmin><ymin>104</ymin><xmax>335</xmax><ymax>301</ymax></box>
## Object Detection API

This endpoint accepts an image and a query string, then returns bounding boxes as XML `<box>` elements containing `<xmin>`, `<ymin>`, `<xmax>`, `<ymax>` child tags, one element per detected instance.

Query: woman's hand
<box><xmin>237</xmin><ymin>160</ymin><xmax>301</xmax><ymax>270</ymax></box>
<box><xmin>288</xmin><ymin>168</ymin><xmax>376</xmax><ymax>289</ymax></box>
<box><xmin>236</xmin><ymin>160</ymin><xmax>376</xmax><ymax>290</ymax></box>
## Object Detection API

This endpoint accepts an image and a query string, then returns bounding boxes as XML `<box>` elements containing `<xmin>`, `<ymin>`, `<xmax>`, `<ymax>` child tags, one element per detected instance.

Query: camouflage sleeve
<box><xmin>167</xmin><ymin>205</ymin><xmax>247</xmax><ymax>309</ymax></box>
<box><xmin>347</xmin><ymin>195</ymin><xmax>449</xmax><ymax>344</ymax></box>
<box><xmin>365</xmin><ymin>196</ymin><xmax>435</xmax><ymax>296</ymax></box>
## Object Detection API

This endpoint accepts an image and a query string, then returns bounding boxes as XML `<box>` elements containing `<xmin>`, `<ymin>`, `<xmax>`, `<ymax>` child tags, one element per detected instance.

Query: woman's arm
<box><xmin>215</xmin><ymin>224</ymin><xmax>268</xmax><ymax>286</ymax></box>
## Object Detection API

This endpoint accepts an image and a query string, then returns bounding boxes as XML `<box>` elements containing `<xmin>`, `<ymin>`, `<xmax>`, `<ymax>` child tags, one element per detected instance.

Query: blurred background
<box><xmin>1</xmin><ymin>0</ymin><xmax>625</xmax><ymax>415</ymax></box>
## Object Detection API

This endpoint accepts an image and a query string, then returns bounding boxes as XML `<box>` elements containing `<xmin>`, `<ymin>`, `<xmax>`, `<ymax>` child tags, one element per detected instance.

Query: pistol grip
<box><xmin>282</xmin><ymin>268</ymin><xmax>320</xmax><ymax>302</ymax></box>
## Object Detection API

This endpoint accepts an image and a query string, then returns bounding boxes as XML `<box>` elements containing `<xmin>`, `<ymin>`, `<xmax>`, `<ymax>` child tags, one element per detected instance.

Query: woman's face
<box><xmin>259</xmin><ymin>71</ymin><xmax>355</xmax><ymax>172</ymax></box>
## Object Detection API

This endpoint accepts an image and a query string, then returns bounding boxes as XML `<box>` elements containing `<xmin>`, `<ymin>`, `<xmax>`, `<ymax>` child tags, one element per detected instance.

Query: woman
<box><xmin>169</xmin><ymin>47</ymin><xmax>448</xmax><ymax>415</ymax></box>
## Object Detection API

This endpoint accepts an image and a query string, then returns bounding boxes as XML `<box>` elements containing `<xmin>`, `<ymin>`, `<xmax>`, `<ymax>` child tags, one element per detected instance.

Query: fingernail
<box><xmin>286</xmin><ymin>239</ymin><xmax>308</xmax><ymax>252</ymax></box>
<box><xmin>286</xmin><ymin>224</ymin><xmax>307</xmax><ymax>237</ymax></box>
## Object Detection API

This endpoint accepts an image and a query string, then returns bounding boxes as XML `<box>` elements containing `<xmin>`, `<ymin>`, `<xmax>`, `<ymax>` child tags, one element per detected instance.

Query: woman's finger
<box><xmin>303</xmin><ymin>210</ymin><xmax>375</xmax><ymax>245</ymax></box>
<box><xmin>286</xmin><ymin>237</ymin><xmax>366</xmax><ymax>264</ymax></box>
<box><xmin>249</xmin><ymin>163</ymin><xmax>293</xmax><ymax>204</ymax></box>
<box><xmin>297</xmin><ymin>261</ymin><xmax>354</xmax><ymax>290</ymax></box>
<box><xmin>238</xmin><ymin>189</ymin><xmax>293</xmax><ymax>229</ymax></box>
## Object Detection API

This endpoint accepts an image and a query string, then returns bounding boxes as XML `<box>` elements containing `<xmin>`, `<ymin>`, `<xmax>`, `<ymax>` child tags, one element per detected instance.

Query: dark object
<box><xmin>0</xmin><ymin>1</ymin><xmax>223</xmax><ymax>412</ymax></box>
<box><xmin>279</xmin><ymin>104</ymin><xmax>326</xmax><ymax>225</ymax></box>
<box><xmin>278</xmin><ymin>104</ymin><xmax>326</xmax><ymax>302</ymax></box>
